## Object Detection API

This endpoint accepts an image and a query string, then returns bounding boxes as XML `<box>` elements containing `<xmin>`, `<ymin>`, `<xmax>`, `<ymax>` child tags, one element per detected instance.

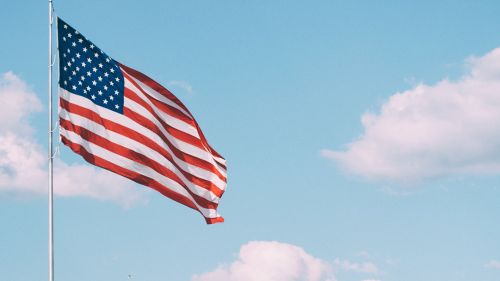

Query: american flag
<box><xmin>57</xmin><ymin>17</ymin><xmax>227</xmax><ymax>224</ymax></box>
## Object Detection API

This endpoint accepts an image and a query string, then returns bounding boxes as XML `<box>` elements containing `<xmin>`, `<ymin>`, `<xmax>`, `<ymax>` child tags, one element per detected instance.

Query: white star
<box><xmin>63</xmin><ymin>66</ymin><xmax>67</xmax><ymax>71</ymax></box>
<box><xmin>86</xmin><ymin>86</ymin><xmax>91</xmax><ymax>91</ymax></box>
<box><xmin>76</xmin><ymin>53</ymin><xmax>80</xmax><ymax>58</ymax></box>
<box><xmin>87</xmin><ymin>58</ymin><xmax>92</xmax><ymax>63</ymax></box>
<box><xmin>64</xmin><ymin>80</ymin><xmax>67</xmax><ymax>85</ymax></box>
<box><xmin>87</xmin><ymin>71</ymin><xmax>91</xmax><ymax>77</ymax></box>
<box><xmin>114</xmin><ymin>90</ymin><xmax>119</xmax><ymax>95</ymax></box>
<box><xmin>92</xmin><ymin>80</ymin><xmax>97</xmax><ymax>86</ymax></box>
<box><xmin>109</xmin><ymin>96</ymin><xmax>114</xmax><ymax>100</ymax></box>
<box><xmin>83</xmin><ymin>89</ymin><xmax>87</xmax><ymax>94</ymax></box>
<box><xmin>74</xmin><ymin>30</ymin><xmax>79</xmax><ymax>35</ymax></box>
<box><xmin>81</xmin><ymin>62</ymin><xmax>86</xmax><ymax>67</ymax></box>
<box><xmin>78</xmin><ymin>38</ymin><xmax>83</xmax><ymax>43</ymax></box>
<box><xmin>63</xmin><ymin>24</ymin><xmax>68</xmax><ymax>29</ymax></box>
<box><xmin>72</xmin><ymin>85</ymin><xmax>77</xmax><ymax>90</ymax></box>
<box><xmin>109</xmin><ymin>81</ymin><xmax>114</xmax><ymax>86</ymax></box>
<box><xmin>91</xmin><ymin>95</ymin><xmax>96</xmax><ymax>100</ymax></box>
<box><xmin>104</xmin><ymin>72</ymin><xmax>109</xmax><ymax>77</ymax></box>
<box><xmin>72</xmin><ymin>42</ymin><xmax>76</xmax><ymax>47</ymax></box>
<box><xmin>90</xmin><ymin>44</ymin><xmax>94</xmax><ymax>49</ymax></box>
<box><xmin>103</xmin><ymin>99</ymin><xmax>108</xmax><ymax>104</ymax></box>
<box><xmin>94</xmin><ymin>52</ymin><xmax>99</xmax><ymax>58</ymax></box>
<box><xmin>63</xmin><ymin>37</ymin><xmax>66</xmax><ymax>42</ymax></box>
<box><xmin>115</xmin><ymin>104</ymin><xmax>119</xmax><ymax>109</ymax></box>
<box><xmin>67</xmin><ymin>48</ymin><xmax>70</xmax><ymax>53</ymax></box>
<box><xmin>78</xmin><ymin>81</ymin><xmax>82</xmax><ymax>86</ymax></box>
<box><xmin>98</xmin><ymin>63</ymin><xmax>103</xmax><ymax>68</ymax></box>
<box><xmin>80</xmin><ymin>76</ymin><xmax>85</xmax><ymax>81</ymax></box>
<box><xmin>115</xmin><ymin>77</ymin><xmax>120</xmax><ymax>82</ymax></box>
<box><xmin>110</xmin><ymin>68</ymin><xmax>115</xmax><ymax>73</ymax></box>
<box><xmin>67</xmin><ymin>33</ymin><xmax>72</xmax><ymax>38</ymax></box>
<box><xmin>83</xmin><ymin>47</ymin><xmax>87</xmax><ymax>52</ymax></box>
<box><xmin>71</xmin><ymin>58</ymin><xmax>75</xmax><ymax>63</ymax></box>
<box><xmin>98</xmin><ymin>76</ymin><xmax>102</xmax><ymax>81</ymax></box>
<box><xmin>92</xmin><ymin>67</ymin><xmax>97</xmax><ymax>72</ymax></box>
<box><xmin>105</xmin><ymin>58</ymin><xmax>110</xmax><ymax>63</ymax></box>
<box><xmin>67</xmin><ymin>62</ymin><xmax>71</xmax><ymax>67</ymax></box>
<box><xmin>98</xmin><ymin>90</ymin><xmax>103</xmax><ymax>95</ymax></box>
<box><xmin>63</xmin><ymin>53</ymin><xmax>67</xmax><ymax>58</ymax></box>
<box><xmin>72</xmin><ymin>71</ymin><xmax>76</xmax><ymax>76</ymax></box>
<box><xmin>76</xmin><ymin>66</ymin><xmax>80</xmax><ymax>71</ymax></box>
<box><xmin>103</xmin><ymin>85</ymin><xmax>108</xmax><ymax>90</ymax></box>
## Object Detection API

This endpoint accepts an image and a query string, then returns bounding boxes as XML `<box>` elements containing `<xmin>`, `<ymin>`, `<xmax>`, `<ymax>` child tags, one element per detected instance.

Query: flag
<box><xmin>56</xmin><ymin>17</ymin><xmax>227</xmax><ymax>224</ymax></box>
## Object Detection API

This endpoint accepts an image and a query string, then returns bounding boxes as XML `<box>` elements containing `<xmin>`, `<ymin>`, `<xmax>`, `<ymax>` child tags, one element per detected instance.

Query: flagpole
<box><xmin>48</xmin><ymin>0</ymin><xmax>54</xmax><ymax>281</ymax></box>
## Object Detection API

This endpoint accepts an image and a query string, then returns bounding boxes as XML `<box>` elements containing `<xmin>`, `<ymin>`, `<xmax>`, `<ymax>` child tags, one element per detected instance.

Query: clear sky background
<box><xmin>1</xmin><ymin>1</ymin><xmax>500</xmax><ymax>281</ymax></box>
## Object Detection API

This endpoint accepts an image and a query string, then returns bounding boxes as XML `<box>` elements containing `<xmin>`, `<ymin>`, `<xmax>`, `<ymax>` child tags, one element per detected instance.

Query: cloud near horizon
<box><xmin>192</xmin><ymin>241</ymin><xmax>383</xmax><ymax>281</ymax></box>
<box><xmin>192</xmin><ymin>241</ymin><xmax>335</xmax><ymax>281</ymax></box>
<box><xmin>0</xmin><ymin>71</ymin><xmax>146</xmax><ymax>206</ymax></box>
<box><xmin>322</xmin><ymin>48</ymin><xmax>500</xmax><ymax>183</ymax></box>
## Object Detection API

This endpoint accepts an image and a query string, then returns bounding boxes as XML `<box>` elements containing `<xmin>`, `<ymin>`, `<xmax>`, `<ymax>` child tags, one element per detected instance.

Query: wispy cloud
<box><xmin>192</xmin><ymin>241</ymin><xmax>336</xmax><ymax>281</ymax></box>
<box><xmin>332</xmin><ymin>258</ymin><xmax>379</xmax><ymax>274</ymax></box>
<box><xmin>0</xmin><ymin>71</ymin><xmax>147</xmax><ymax>206</ymax></box>
<box><xmin>358</xmin><ymin>251</ymin><xmax>371</xmax><ymax>259</ymax></box>
<box><xmin>323</xmin><ymin>48</ymin><xmax>500</xmax><ymax>183</ymax></box>
<box><xmin>485</xmin><ymin>260</ymin><xmax>500</xmax><ymax>269</ymax></box>
<box><xmin>168</xmin><ymin>80</ymin><xmax>193</xmax><ymax>95</ymax></box>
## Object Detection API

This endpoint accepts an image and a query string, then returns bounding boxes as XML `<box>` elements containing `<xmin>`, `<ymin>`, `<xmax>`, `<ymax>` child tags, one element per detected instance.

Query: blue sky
<box><xmin>1</xmin><ymin>1</ymin><xmax>500</xmax><ymax>281</ymax></box>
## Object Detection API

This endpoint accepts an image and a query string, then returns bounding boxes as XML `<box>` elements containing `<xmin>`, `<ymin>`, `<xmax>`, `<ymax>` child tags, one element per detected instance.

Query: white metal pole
<box><xmin>48</xmin><ymin>1</ymin><xmax>54</xmax><ymax>281</ymax></box>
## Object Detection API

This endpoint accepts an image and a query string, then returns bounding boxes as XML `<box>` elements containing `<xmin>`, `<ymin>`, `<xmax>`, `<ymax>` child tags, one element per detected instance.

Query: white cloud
<box><xmin>192</xmin><ymin>241</ymin><xmax>335</xmax><ymax>281</ymax></box>
<box><xmin>358</xmin><ymin>251</ymin><xmax>371</xmax><ymax>259</ymax></box>
<box><xmin>485</xmin><ymin>260</ymin><xmax>500</xmax><ymax>269</ymax></box>
<box><xmin>168</xmin><ymin>80</ymin><xmax>193</xmax><ymax>95</ymax></box>
<box><xmin>0</xmin><ymin>72</ymin><xmax>42</xmax><ymax>134</ymax></box>
<box><xmin>0</xmin><ymin>133</ymin><xmax>46</xmax><ymax>194</ymax></box>
<box><xmin>361</xmin><ymin>279</ymin><xmax>381</xmax><ymax>281</ymax></box>
<box><xmin>0</xmin><ymin>72</ymin><xmax>146</xmax><ymax>205</ymax></box>
<box><xmin>54</xmin><ymin>159</ymin><xmax>146</xmax><ymax>206</ymax></box>
<box><xmin>332</xmin><ymin>258</ymin><xmax>379</xmax><ymax>274</ymax></box>
<box><xmin>323</xmin><ymin>48</ymin><xmax>500</xmax><ymax>183</ymax></box>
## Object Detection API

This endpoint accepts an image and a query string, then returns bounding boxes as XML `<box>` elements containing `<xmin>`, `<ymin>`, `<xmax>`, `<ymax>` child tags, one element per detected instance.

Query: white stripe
<box><xmin>60</xmin><ymin>107</ymin><xmax>225</xmax><ymax>199</ymax></box>
<box><xmin>60</xmin><ymin>88</ymin><xmax>227</xmax><ymax>179</ymax></box>
<box><xmin>123</xmin><ymin>72</ymin><xmax>226</xmax><ymax>168</ymax></box>
<box><xmin>214</xmin><ymin>156</ymin><xmax>227</xmax><ymax>166</ymax></box>
<box><xmin>59</xmin><ymin>90</ymin><xmax>227</xmax><ymax>188</ymax></box>
<box><xmin>121</xmin><ymin>68</ymin><xmax>192</xmax><ymax>118</ymax></box>
<box><xmin>60</xmin><ymin>127</ymin><xmax>221</xmax><ymax>219</ymax></box>
<box><xmin>125</xmin><ymin>97</ymin><xmax>223</xmax><ymax>174</ymax></box>
<box><xmin>125</xmin><ymin>78</ymin><xmax>200</xmax><ymax>138</ymax></box>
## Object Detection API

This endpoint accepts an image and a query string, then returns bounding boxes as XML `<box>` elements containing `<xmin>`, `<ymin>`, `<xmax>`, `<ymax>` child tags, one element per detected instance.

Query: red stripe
<box><xmin>60</xmin><ymin>118</ymin><xmax>219</xmax><ymax>209</ymax></box>
<box><xmin>206</xmin><ymin>216</ymin><xmax>224</xmax><ymax>224</ymax></box>
<box><xmin>61</xmin><ymin>94</ymin><xmax>226</xmax><ymax>179</ymax></box>
<box><xmin>60</xmin><ymin>98</ymin><xmax>225</xmax><ymax>197</ymax></box>
<box><xmin>122</xmin><ymin>105</ymin><xmax>227</xmax><ymax>181</ymax></box>
<box><xmin>124</xmin><ymin>87</ymin><xmax>211</xmax><ymax>155</ymax></box>
<box><xmin>119</xmin><ymin>63</ymin><xmax>193</xmax><ymax>116</ymax></box>
<box><xmin>122</xmin><ymin>70</ymin><xmax>195</xmax><ymax>125</ymax></box>
<box><xmin>119</xmin><ymin>63</ymin><xmax>225</xmax><ymax>163</ymax></box>
<box><xmin>60</xmin><ymin>135</ymin><xmax>223</xmax><ymax>224</ymax></box>
<box><xmin>123</xmin><ymin>72</ymin><xmax>221</xmax><ymax>160</ymax></box>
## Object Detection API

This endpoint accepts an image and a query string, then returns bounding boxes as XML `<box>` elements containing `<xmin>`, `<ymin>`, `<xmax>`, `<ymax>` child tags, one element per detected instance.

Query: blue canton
<box><xmin>58</xmin><ymin>18</ymin><xmax>124</xmax><ymax>114</ymax></box>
